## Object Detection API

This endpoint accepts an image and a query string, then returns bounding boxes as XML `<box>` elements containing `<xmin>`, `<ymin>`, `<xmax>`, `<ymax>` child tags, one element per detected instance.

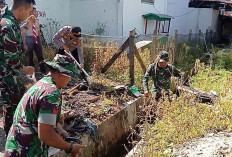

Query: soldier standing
<box><xmin>0</xmin><ymin>0</ymin><xmax>35</xmax><ymax>136</ymax></box>
<box><xmin>143</xmin><ymin>51</ymin><xmax>182</xmax><ymax>100</ymax></box>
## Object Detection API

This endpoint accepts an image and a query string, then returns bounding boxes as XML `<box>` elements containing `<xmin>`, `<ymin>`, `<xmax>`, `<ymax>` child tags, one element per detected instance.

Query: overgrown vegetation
<box><xmin>38</xmin><ymin>38</ymin><xmax>232</xmax><ymax>156</ymax></box>
<box><xmin>136</xmin><ymin>61</ymin><xmax>232</xmax><ymax>156</ymax></box>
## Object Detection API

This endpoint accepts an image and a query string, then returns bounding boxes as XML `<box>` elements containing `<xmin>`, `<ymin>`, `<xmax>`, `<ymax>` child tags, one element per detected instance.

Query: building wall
<box><xmin>123</xmin><ymin>0</ymin><xmax>167</xmax><ymax>36</ymax></box>
<box><xmin>167</xmin><ymin>0</ymin><xmax>218</xmax><ymax>35</ymax></box>
<box><xmin>5</xmin><ymin>0</ymin><xmax>70</xmax><ymax>43</ymax></box>
<box><xmin>69</xmin><ymin>0</ymin><xmax>120</xmax><ymax>36</ymax></box>
<box><xmin>5</xmin><ymin>0</ymin><xmax>70</xmax><ymax>25</ymax></box>
<box><xmin>4</xmin><ymin>0</ymin><xmax>167</xmax><ymax>37</ymax></box>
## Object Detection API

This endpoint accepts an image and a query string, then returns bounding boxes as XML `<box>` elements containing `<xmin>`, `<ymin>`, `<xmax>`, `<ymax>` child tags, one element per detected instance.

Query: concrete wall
<box><xmin>5</xmin><ymin>0</ymin><xmax>70</xmax><ymax>43</ymax></box>
<box><xmin>53</xmin><ymin>97</ymin><xmax>143</xmax><ymax>157</ymax></box>
<box><xmin>5</xmin><ymin>0</ymin><xmax>167</xmax><ymax>37</ymax></box>
<box><xmin>123</xmin><ymin>0</ymin><xmax>167</xmax><ymax>36</ymax></box>
<box><xmin>69</xmin><ymin>0</ymin><xmax>120</xmax><ymax>36</ymax></box>
<box><xmin>5</xmin><ymin>0</ymin><xmax>70</xmax><ymax>25</ymax></box>
<box><xmin>167</xmin><ymin>0</ymin><xmax>218</xmax><ymax>35</ymax></box>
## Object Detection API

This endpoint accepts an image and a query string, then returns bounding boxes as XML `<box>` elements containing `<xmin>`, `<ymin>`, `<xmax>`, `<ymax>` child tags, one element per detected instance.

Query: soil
<box><xmin>62</xmin><ymin>82</ymin><xmax>136</xmax><ymax>125</ymax></box>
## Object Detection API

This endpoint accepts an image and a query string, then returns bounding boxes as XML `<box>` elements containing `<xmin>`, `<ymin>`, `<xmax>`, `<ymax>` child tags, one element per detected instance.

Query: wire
<box><xmin>152</xmin><ymin>1</ymin><xmax>205</xmax><ymax>18</ymax></box>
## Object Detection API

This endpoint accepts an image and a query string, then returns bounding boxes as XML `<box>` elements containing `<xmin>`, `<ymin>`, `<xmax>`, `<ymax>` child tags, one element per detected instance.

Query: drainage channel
<box><xmin>51</xmin><ymin>97</ymin><xmax>143</xmax><ymax>157</ymax></box>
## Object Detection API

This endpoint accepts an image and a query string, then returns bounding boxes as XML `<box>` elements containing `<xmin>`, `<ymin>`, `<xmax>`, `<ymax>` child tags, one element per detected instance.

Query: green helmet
<box><xmin>44</xmin><ymin>54</ymin><xmax>79</xmax><ymax>77</ymax></box>
<box><xmin>158</xmin><ymin>50</ymin><xmax>169</xmax><ymax>62</ymax></box>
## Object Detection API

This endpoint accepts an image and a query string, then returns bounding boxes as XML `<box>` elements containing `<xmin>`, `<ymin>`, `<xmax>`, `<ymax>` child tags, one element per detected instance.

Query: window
<box><xmin>141</xmin><ymin>0</ymin><xmax>154</xmax><ymax>5</ymax></box>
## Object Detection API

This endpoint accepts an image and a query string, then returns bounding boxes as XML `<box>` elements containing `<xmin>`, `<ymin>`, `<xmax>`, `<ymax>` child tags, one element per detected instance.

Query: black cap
<box><xmin>71</xmin><ymin>26</ymin><xmax>81</xmax><ymax>37</ymax></box>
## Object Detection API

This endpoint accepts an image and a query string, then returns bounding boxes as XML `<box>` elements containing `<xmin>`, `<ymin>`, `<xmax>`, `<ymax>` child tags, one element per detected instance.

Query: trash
<box><xmin>78</xmin><ymin>82</ymin><xmax>88</xmax><ymax>91</ymax></box>
<box><xmin>127</xmin><ymin>86</ymin><xmax>142</xmax><ymax>98</ymax></box>
<box><xmin>70</xmin><ymin>118</ymin><xmax>98</xmax><ymax>141</ymax></box>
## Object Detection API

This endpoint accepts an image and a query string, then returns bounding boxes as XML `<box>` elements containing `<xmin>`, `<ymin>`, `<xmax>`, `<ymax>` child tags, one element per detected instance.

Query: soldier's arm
<box><xmin>38</xmin><ymin>90</ymin><xmax>70</xmax><ymax>149</ymax></box>
<box><xmin>20</xmin><ymin>26</ymin><xmax>28</xmax><ymax>51</ymax></box>
<box><xmin>142</xmin><ymin>64</ymin><xmax>152</xmax><ymax>93</ymax></box>
<box><xmin>2</xmin><ymin>25</ymin><xmax>24</xmax><ymax>73</ymax></box>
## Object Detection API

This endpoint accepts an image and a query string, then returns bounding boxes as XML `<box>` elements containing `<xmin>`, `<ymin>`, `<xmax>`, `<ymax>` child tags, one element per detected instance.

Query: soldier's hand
<box><xmin>144</xmin><ymin>91</ymin><xmax>150</xmax><ymax>97</ymax></box>
<box><xmin>71</xmin><ymin>144</ymin><xmax>86</xmax><ymax>157</ymax></box>
<box><xmin>21</xmin><ymin>66</ymin><xmax>35</xmax><ymax>76</ymax></box>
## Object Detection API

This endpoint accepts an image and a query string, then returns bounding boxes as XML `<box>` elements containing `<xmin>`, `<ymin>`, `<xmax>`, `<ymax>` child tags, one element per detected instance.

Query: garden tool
<box><xmin>64</xmin><ymin>50</ymin><xmax>93</xmax><ymax>85</ymax></box>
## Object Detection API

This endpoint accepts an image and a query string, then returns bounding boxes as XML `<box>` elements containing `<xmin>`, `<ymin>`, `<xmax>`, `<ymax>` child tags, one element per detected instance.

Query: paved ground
<box><xmin>172</xmin><ymin>131</ymin><xmax>232</xmax><ymax>157</ymax></box>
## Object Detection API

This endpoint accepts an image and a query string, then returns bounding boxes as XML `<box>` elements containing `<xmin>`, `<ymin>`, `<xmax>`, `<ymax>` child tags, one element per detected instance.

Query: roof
<box><xmin>192</xmin><ymin>0</ymin><xmax>232</xmax><ymax>4</ymax></box>
<box><xmin>142</xmin><ymin>13</ymin><xmax>174</xmax><ymax>21</ymax></box>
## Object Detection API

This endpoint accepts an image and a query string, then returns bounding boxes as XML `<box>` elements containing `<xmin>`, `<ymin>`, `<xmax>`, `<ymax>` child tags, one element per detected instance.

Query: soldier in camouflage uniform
<box><xmin>0</xmin><ymin>0</ymin><xmax>6</xmax><ymax>9</ymax></box>
<box><xmin>0</xmin><ymin>0</ymin><xmax>35</xmax><ymax>136</ymax></box>
<box><xmin>143</xmin><ymin>51</ymin><xmax>182</xmax><ymax>100</ymax></box>
<box><xmin>5</xmin><ymin>54</ymin><xmax>85</xmax><ymax>157</ymax></box>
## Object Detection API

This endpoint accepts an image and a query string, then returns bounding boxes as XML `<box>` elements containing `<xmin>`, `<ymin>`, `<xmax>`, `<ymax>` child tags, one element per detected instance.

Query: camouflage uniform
<box><xmin>0</xmin><ymin>7</ymin><xmax>26</xmax><ymax>135</ymax></box>
<box><xmin>0</xmin><ymin>0</ymin><xmax>6</xmax><ymax>19</ymax></box>
<box><xmin>5</xmin><ymin>55</ymin><xmax>79</xmax><ymax>157</ymax></box>
<box><xmin>143</xmin><ymin>51</ymin><xmax>181</xmax><ymax>100</ymax></box>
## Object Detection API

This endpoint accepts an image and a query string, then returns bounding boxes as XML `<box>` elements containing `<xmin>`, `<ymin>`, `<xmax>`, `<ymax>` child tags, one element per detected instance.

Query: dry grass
<box><xmin>136</xmin><ymin>61</ymin><xmax>232</xmax><ymax>156</ymax></box>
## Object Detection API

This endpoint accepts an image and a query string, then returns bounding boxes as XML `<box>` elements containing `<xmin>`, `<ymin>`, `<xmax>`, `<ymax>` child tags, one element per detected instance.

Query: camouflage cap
<box><xmin>44</xmin><ymin>54</ymin><xmax>79</xmax><ymax>77</ymax></box>
<box><xmin>158</xmin><ymin>50</ymin><xmax>169</xmax><ymax>62</ymax></box>
<box><xmin>0</xmin><ymin>0</ymin><xmax>6</xmax><ymax>4</ymax></box>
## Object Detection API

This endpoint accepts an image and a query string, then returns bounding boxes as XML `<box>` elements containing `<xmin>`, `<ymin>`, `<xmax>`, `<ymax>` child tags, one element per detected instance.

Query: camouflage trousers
<box><xmin>0</xmin><ymin>75</ymin><xmax>26</xmax><ymax>136</ymax></box>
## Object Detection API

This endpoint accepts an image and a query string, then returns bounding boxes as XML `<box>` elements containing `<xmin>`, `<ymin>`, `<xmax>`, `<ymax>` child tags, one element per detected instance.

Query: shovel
<box><xmin>64</xmin><ymin>50</ymin><xmax>93</xmax><ymax>85</ymax></box>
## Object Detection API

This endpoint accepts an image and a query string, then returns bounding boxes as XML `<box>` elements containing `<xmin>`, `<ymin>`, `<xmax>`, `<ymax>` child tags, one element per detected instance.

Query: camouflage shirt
<box><xmin>5</xmin><ymin>76</ymin><xmax>62</xmax><ymax>157</ymax></box>
<box><xmin>0</xmin><ymin>7</ymin><xmax>26</xmax><ymax>107</ymax></box>
<box><xmin>0</xmin><ymin>6</ymin><xmax>24</xmax><ymax>77</ymax></box>
<box><xmin>143</xmin><ymin>63</ymin><xmax>181</xmax><ymax>93</ymax></box>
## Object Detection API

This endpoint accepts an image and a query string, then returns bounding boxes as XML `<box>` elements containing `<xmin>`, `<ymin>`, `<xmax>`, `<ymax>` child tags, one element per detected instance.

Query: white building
<box><xmin>4</xmin><ymin>0</ymin><xmax>224</xmax><ymax>38</ymax></box>
<box><xmin>166</xmin><ymin>0</ymin><xmax>219</xmax><ymax>35</ymax></box>
<box><xmin>5</xmin><ymin>0</ymin><xmax>168</xmax><ymax>37</ymax></box>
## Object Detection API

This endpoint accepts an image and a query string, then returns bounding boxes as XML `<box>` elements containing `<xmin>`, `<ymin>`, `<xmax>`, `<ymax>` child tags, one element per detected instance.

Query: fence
<box><xmin>176</xmin><ymin>29</ymin><xmax>217</xmax><ymax>46</ymax></box>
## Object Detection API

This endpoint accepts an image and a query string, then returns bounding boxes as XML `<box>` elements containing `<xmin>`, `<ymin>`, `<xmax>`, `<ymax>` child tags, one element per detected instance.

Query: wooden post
<box><xmin>174</xmin><ymin>30</ymin><xmax>178</xmax><ymax>65</ymax></box>
<box><xmin>129</xmin><ymin>30</ymin><xmax>135</xmax><ymax>86</ymax></box>
<box><xmin>145</xmin><ymin>19</ymin><xmax>148</xmax><ymax>34</ymax></box>
<box><xmin>188</xmin><ymin>29</ymin><xmax>192</xmax><ymax>44</ymax></box>
<box><xmin>155</xmin><ymin>20</ymin><xmax>158</xmax><ymax>30</ymax></box>
<box><xmin>150</xmin><ymin>30</ymin><xmax>158</xmax><ymax>63</ymax></box>
<box><xmin>101</xmin><ymin>38</ymin><xmax>129</xmax><ymax>73</ymax></box>
<box><xmin>210</xmin><ymin>29</ymin><xmax>213</xmax><ymax>43</ymax></box>
<box><xmin>133</xmin><ymin>44</ymin><xmax>146</xmax><ymax>73</ymax></box>
<box><xmin>198</xmin><ymin>30</ymin><xmax>202</xmax><ymax>44</ymax></box>
<box><xmin>206</xmin><ymin>29</ymin><xmax>209</xmax><ymax>44</ymax></box>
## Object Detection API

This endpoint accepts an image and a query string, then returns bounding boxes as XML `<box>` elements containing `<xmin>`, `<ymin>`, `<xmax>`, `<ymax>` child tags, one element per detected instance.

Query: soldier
<box><xmin>0</xmin><ymin>0</ymin><xmax>6</xmax><ymax>9</ymax></box>
<box><xmin>0</xmin><ymin>0</ymin><xmax>6</xmax><ymax>19</ymax></box>
<box><xmin>5</xmin><ymin>54</ymin><xmax>85</xmax><ymax>157</ymax></box>
<box><xmin>0</xmin><ymin>0</ymin><xmax>35</xmax><ymax>136</ymax></box>
<box><xmin>143</xmin><ymin>51</ymin><xmax>182</xmax><ymax>100</ymax></box>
